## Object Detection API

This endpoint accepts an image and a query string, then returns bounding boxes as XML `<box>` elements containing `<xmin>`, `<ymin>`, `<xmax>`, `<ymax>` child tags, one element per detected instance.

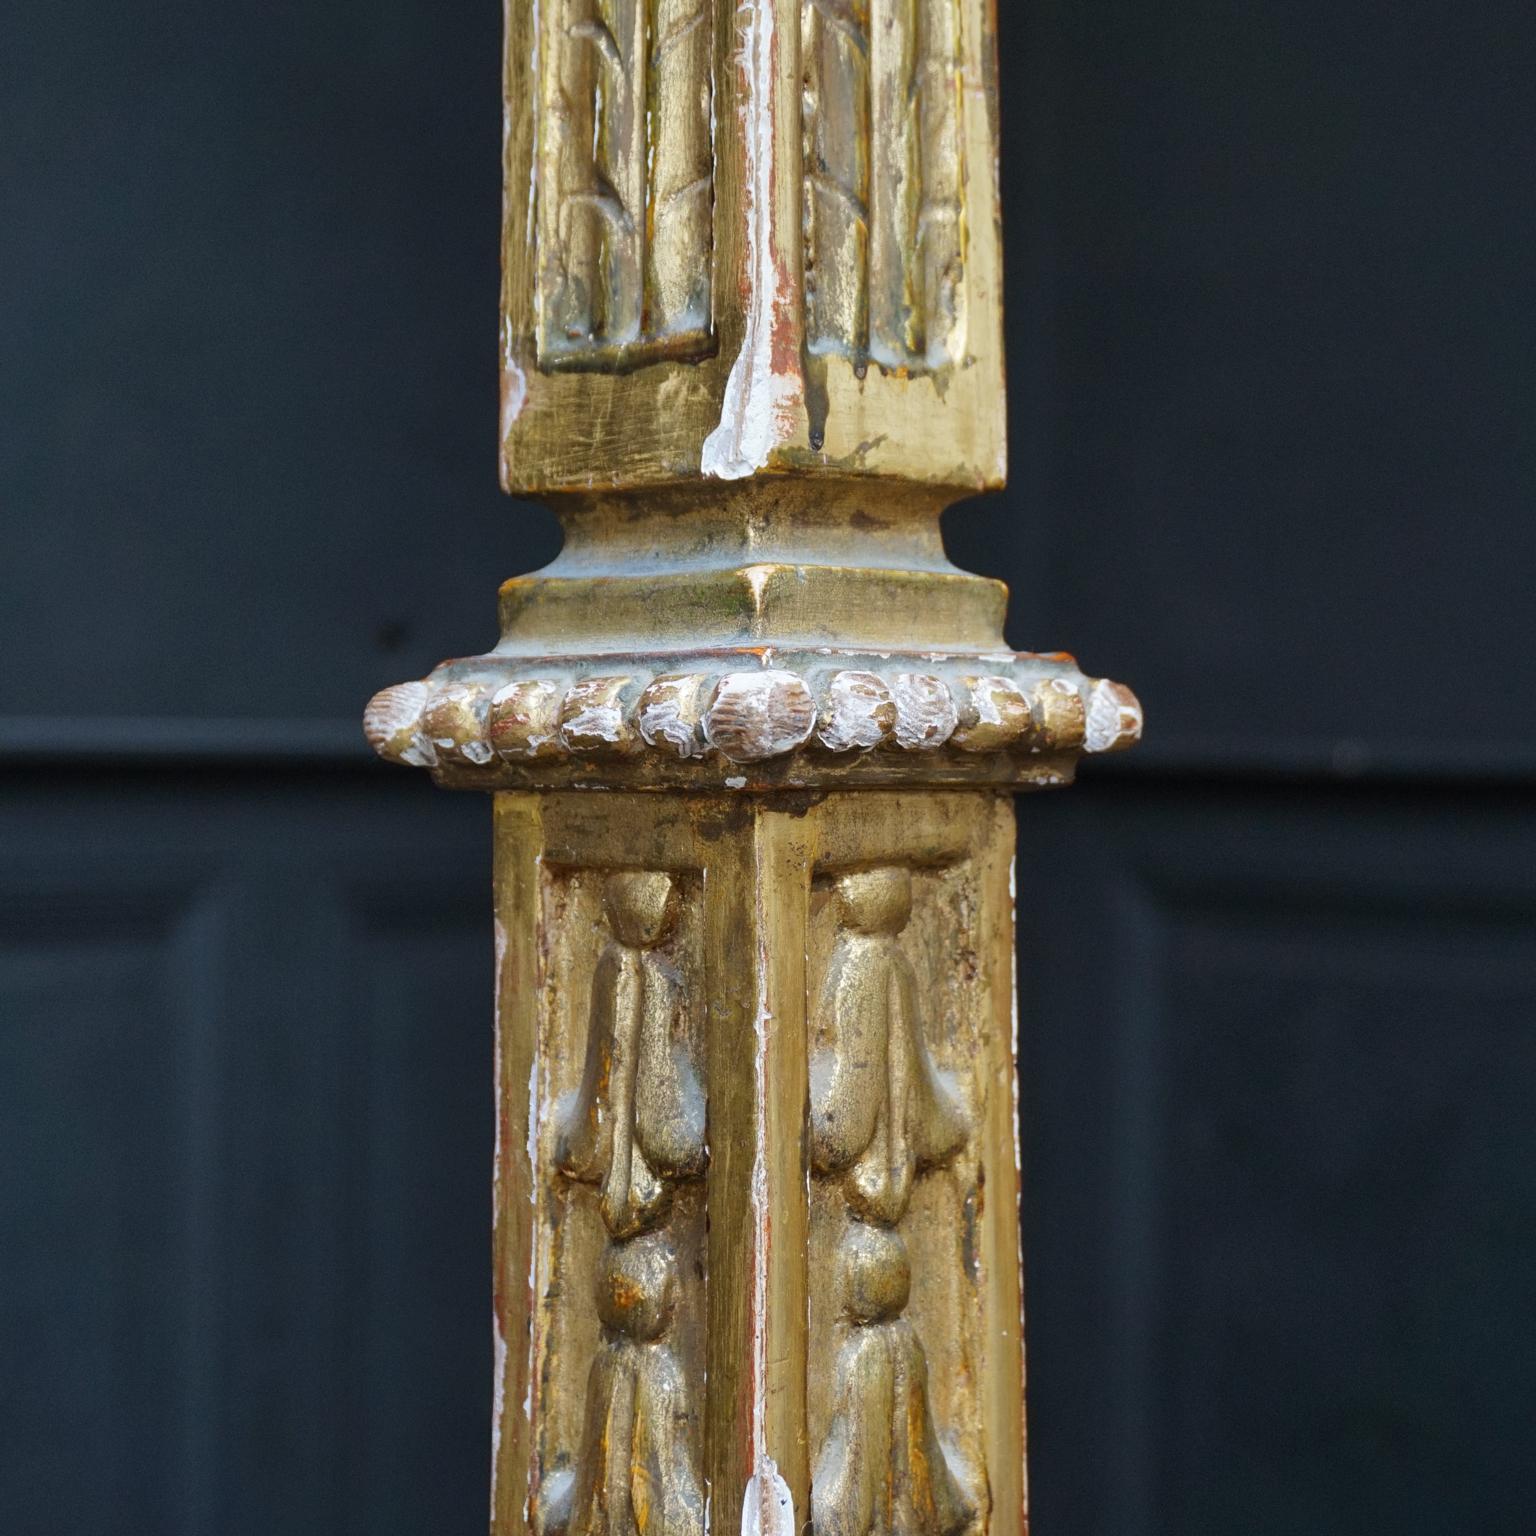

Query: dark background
<box><xmin>4</xmin><ymin>2</ymin><xmax>1533</xmax><ymax>1533</ymax></box>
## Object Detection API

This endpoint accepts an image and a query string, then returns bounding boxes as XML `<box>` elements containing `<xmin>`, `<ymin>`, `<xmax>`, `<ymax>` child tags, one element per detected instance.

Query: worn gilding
<box><xmin>369</xmin><ymin>5</ymin><xmax>1138</xmax><ymax>1536</ymax></box>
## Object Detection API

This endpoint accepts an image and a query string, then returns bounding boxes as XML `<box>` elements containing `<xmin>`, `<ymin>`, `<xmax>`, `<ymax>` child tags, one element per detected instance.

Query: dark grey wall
<box><xmin>4</xmin><ymin>2</ymin><xmax>1533</xmax><ymax>1533</ymax></box>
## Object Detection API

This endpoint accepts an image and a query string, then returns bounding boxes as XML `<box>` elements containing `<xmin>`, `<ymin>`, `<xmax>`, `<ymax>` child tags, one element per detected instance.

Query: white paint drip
<box><xmin>1007</xmin><ymin>856</ymin><xmax>1029</xmax><ymax>1437</ymax></box>
<box><xmin>501</xmin><ymin>358</ymin><xmax>528</xmax><ymax>435</ymax></box>
<box><xmin>491</xmin><ymin>911</ymin><xmax>510</xmax><ymax>1511</ymax></box>
<box><xmin>740</xmin><ymin>1454</ymin><xmax>794</xmax><ymax>1536</ymax></box>
<box><xmin>702</xmin><ymin>2</ymin><xmax>798</xmax><ymax>478</ymax></box>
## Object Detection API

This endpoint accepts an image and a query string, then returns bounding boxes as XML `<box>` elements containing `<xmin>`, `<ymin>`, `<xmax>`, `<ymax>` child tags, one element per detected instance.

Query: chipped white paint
<box><xmin>560</xmin><ymin>677</ymin><xmax>631</xmax><ymax>753</ymax></box>
<box><xmin>561</xmin><ymin>707</ymin><xmax>624</xmax><ymax>748</ymax></box>
<box><xmin>523</xmin><ymin>1046</ymin><xmax>541</xmax><ymax>1429</ymax></box>
<box><xmin>970</xmin><ymin>675</ymin><xmax>1015</xmax><ymax>727</ymax></box>
<box><xmin>368</xmin><ymin>662</ymin><xmax>1137</xmax><ymax>775</ymax></box>
<box><xmin>425</xmin><ymin>685</ymin><xmax>493</xmax><ymax>764</ymax></box>
<box><xmin>704</xmin><ymin>671</ymin><xmax>815</xmax><ymax>762</ymax></box>
<box><xmin>816</xmin><ymin>669</ymin><xmax>894</xmax><ymax>752</ymax></box>
<box><xmin>637</xmin><ymin>673</ymin><xmax>709</xmax><ymax>757</ymax></box>
<box><xmin>952</xmin><ymin>673</ymin><xmax>1031</xmax><ymax>752</ymax></box>
<box><xmin>725</xmin><ymin>774</ymin><xmax>747</xmax><ymax>789</ymax></box>
<box><xmin>890</xmin><ymin>672</ymin><xmax>959</xmax><ymax>750</ymax></box>
<box><xmin>1084</xmin><ymin>677</ymin><xmax>1144</xmax><ymax>753</ymax></box>
<box><xmin>701</xmin><ymin>0</ymin><xmax>797</xmax><ymax>478</ymax></box>
<box><xmin>526</xmin><ymin>1056</ymin><xmax>540</xmax><ymax>1203</ymax></box>
<box><xmin>491</xmin><ymin>1310</ymin><xmax>508</xmax><ymax>1502</ymax></box>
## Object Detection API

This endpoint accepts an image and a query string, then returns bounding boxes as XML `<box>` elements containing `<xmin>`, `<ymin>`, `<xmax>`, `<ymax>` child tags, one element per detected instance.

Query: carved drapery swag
<box><xmin>556</xmin><ymin>873</ymin><xmax>706</xmax><ymax>1238</ymax></box>
<box><xmin>810</xmin><ymin>869</ymin><xmax>968</xmax><ymax>1225</ymax></box>
<box><xmin>367</xmin><ymin>3</ymin><xmax>1139</xmax><ymax>1535</ymax></box>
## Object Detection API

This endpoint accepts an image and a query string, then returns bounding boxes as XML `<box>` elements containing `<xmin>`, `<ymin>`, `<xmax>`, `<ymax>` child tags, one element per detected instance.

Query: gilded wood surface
<box><xmin>541</xmin><ymin>872</ymin><xmax>707</xmax><ymax>1536</ymax></box>
<box><xmin>808</xmin><ymin>867</ymin><xmax>977</xmax><ymax>1536</ymax></box>
<box><xmin>501</xmin><ymin>0</ymin><xmax>1006</xmax><ymax>489</ymax></box>
<box><xmin>803</xmin><ymin>0</ymin><xmax>965</xmax><ymax>372</ymax></box>
<box><xmin>492</xmin><ymin>792</ymin><xmax>1024</xmax><ymax>1536</ymax></box>
<box><xmin>536</xmin><ymin>0</ymin><xmax>715</xmax><ymax>369</ymax></box>
<box><xmin>380</xmin><ymin>12</ymin><xmax>1139</xmax><ymax>1536</ymax></box>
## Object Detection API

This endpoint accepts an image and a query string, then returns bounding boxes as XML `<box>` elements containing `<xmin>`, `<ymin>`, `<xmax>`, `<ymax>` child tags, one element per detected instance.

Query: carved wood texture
<box><xmin>802</xmin><ymin>0</ymin><xmax>965</xmax><ymax>372</ymax></box>
<box><xmin>495</xmin><ymin>794</ymin><xmax>1018</xmax><ymax>1536</ymax></box>
<box><xmin>537</xmin><ymin>0</ymin><xmax>714</xmax><ymax>371</ymax></box>
<box><xmin>809</xmin><ymin>866</ymin><xmax>982</xmax><ymax>1536</ymax></box>
<box><xmin>535</xmin><ymin>870</ymin><xmax>706</xmax><ymax>1536</ymax></box>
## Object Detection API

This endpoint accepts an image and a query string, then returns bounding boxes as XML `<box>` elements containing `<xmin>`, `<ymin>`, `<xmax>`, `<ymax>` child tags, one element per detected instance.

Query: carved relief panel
<box><xmin>493</xmin><ymin>792</ymin><xmax>1023</xmax><ymax>1536</ymax></box>
<box><xmin>501</xmin><ymin>0</ymin><xmax>1004</xmax><ymax>490</ymax></box>
<box><xmin>526</xmin><ymin>863</ymin><xmax>707</xmax><ymax>1536</ymax></box>
<box><xmin>807</xmin><ymin>856</ymin><xmax>992</xmax><ymax>1536</ymax></box>
<box><xmin>802</xmin><ymin>0</ymin><xmax>966</xmax><ymax>372</ymax></box>
<box><xmin>535</xmin><ymin>0</ymin><xmax>715</xmax><ymax>370</ymax></box>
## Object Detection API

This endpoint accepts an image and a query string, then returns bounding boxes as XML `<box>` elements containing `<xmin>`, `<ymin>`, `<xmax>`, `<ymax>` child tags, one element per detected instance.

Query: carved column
<box><xmin>365</xmin><ymin>3</ymin><xmax>1139</xmax><ymax>1535</ymax></box>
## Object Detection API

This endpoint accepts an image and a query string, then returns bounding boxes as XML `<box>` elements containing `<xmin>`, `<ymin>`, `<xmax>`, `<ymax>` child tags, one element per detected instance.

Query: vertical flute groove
<box><xmin>803</xmin><ymin>0</ymin><xmax>872</xmax><ymax>363</ymax></box>
<box><xmin>537</xmin><ymin>0</ymin><xmax>713</xmax><ymax>369</ymax></box>
<box><xmin>866</xmin><ymin>0</ymin><xmax>919</xmax><ymax>368</ymax></box>
<box><xmin>913</xmin><ymin>0</ymin><xmax>963</xmax><ymax>367</ymax></box>
<box><xmin>646</xmin><ymin>0</ymin><xmax>714</xmax><ymax>340</ymax></box>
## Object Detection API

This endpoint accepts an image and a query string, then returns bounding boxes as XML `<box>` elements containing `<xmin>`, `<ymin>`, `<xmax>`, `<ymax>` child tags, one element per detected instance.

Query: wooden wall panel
<box><xmin>1016</xmin><ymin>782</ymin><xmax>1536</xmax><ymax>1536</ymax></box>
<box><xmin>0</xmin><ymin>779</ymin><xmax>491</xmax><ymax>1536</ymax></box>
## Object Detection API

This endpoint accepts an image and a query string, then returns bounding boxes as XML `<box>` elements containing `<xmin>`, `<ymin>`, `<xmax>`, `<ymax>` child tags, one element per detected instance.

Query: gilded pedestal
<box><xmin>366</xmin><ymin>4</ymin><xmax>1139</xmax><ymax>1533</ymax></box>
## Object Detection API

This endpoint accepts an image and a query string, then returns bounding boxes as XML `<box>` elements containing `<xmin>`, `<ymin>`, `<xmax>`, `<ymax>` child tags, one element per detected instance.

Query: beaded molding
<box><xmin>365</xmin><ymin>666</ymin><xmax>1142</xmax><ymax>772</ymax></box>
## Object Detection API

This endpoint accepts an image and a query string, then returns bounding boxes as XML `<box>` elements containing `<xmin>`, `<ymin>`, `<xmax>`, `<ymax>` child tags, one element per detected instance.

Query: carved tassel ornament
<box><xmin>366</xmin><ymin>3</ymin><xmax>1140</xmax><ymax>1535</ymax></box>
